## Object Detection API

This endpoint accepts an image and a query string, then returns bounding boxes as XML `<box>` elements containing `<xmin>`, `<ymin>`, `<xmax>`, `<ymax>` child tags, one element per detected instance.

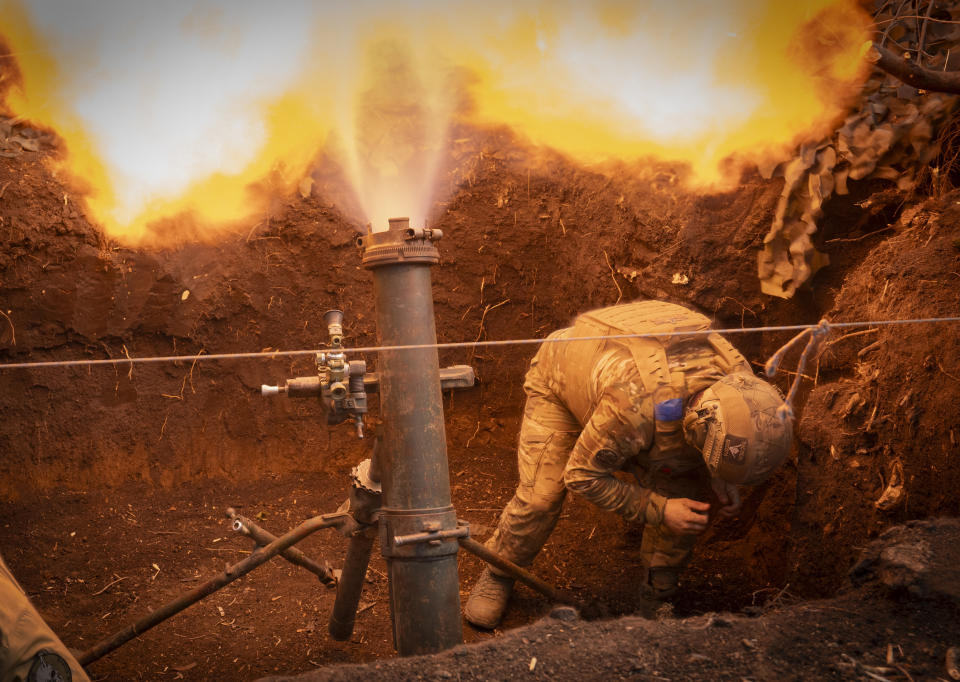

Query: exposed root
<box><xmin>472</xmin><ymin>299</ymin><xmax>510</xmax><ymax>350</ymax></box>
<box><xmin>602</xmin><ymin>250</ymin><xmax>623</xmax><ymax>304</ymax></box>
<box><xmin>92</xmin><ymin>576</ymin><xmax>128</xmax><ymax>596</ymax></box>
<box><xmin>158</xmin><ymin>414</ymin><xmax>169</xmax><ymax>442</ymax></box>
<box><xmin>713</xmin><ymin>296</ymin><xmax>757</xmax><ymax>327</ymax></box>
<box><xmin>122</xmin><ymin>344</ymin><xmax>133</xmax><ymax>379</ymax></box>
<box><xmin>825</xmin><ymin>328</ymin><xmax>878</xmax><ymax>351</ymax></box>
<box><xmin>937</xmin><ymin>359</ymin><xmax>960</xmax><ymax>383</ymax></box>
<box><xmin>465</xmin><ymin>421</ymin><xmax>481</xmax><ymax>448</ymax></box>
<box><xmin>0</xmin><ymin>309</ymin><xmax>14</xmax><ymax>345</ymax></box>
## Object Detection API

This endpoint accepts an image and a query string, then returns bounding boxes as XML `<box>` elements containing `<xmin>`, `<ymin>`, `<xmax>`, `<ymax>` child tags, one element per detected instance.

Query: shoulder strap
<box><xmin>705</xmin><ymin>332</ymin><xmax>752</xmax><ymax>374</ymax></box>
<box><xmin>575</xmin><ymin>302</ymin><xmax>699</xmax><ymax>396</ymax></box>
<box><xmin>579</xmin><ymin>301</ymin><xmax>711</xmax><ymax>344</ymax></box>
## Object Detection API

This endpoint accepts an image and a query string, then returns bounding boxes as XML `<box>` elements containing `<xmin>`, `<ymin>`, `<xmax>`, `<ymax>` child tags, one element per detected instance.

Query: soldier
<box><xmin>0</xmin><ymin>553</ymin><xmax>89</xmax><ymax>681</ymax></box>
<box><xmin>464</xmin><ymin>300</ymin><xmax>793</xmax><ymax>629</ymax></box>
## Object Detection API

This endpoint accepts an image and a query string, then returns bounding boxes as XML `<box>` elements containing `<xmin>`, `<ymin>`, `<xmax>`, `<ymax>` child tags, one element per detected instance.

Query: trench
<box><xmin>3</xmin><ymin>122</ymin><xmax>960</xmax><ymax>681</ymax></box>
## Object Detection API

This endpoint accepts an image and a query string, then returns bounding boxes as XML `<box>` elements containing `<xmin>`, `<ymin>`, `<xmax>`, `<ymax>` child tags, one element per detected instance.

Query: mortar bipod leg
<box><xmin>78</xmin><ymin>512</ymin><xmax>346</xmax><ymax>667</ymax></box>
<box><xmin>329</xmin><ymin>528</ymin><xmax>377</xmax><ymax>641</ymax></box>
<box><xmin>329</xmin><ymin>443</ymin><xmax>383</xmax><ymax>642</ymax></box>
<box><xmin>458</xmin><ymin>537</ymin><xmax>585</xmax><ymax>611</ymax></box>
<box><xmin>226</xmin><ymin>507</ymin><xmax>337</xmax><ymax>586</ymax></box>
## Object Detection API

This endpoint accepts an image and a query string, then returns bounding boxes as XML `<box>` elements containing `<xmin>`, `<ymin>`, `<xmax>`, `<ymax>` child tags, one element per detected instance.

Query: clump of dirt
<box><xmin>1</xmin><ymin>108</ymin><xmax>959</xmax><ymax>681</ymax></box>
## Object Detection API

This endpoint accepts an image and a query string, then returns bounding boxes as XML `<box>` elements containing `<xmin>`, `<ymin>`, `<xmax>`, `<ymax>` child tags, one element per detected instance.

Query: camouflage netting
<box><xmin>0</xmin><ymin>116</ymin><xmax>52</xmax><ymax>158</ymax></box>
<box><xmin>757</xmin><ymin>2</ymin><xmax>960</xmax><ymax>299</ymax></box>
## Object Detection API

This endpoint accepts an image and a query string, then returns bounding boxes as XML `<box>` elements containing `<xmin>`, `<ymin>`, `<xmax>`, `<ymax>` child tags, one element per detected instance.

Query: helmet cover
<box><xmin>686</xmin><ymin>372</ymin><xmax>792</xmax><ymax>485</ymax></box>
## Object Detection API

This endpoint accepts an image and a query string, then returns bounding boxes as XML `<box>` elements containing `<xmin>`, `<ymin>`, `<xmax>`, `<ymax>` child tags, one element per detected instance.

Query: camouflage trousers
<box><xmin>0</xmin><ymin>553</ymin><xmax>90</xmax><ymax>682</ymax></box>
<box><xmin>487</xmin><ymin>351</ymin><xmax>711</xmax><ymax>588</ymax></box>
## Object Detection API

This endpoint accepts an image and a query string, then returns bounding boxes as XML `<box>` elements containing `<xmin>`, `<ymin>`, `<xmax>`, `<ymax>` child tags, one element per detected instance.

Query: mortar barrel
<box><xmin>360</xmin><ymin>219</ymin><xmax>463</xmax><ymax>655</ymax></box>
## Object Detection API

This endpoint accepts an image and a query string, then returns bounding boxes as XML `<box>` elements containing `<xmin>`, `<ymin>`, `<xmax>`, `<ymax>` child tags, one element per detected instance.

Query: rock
<box><xmin>706</xmin><ymin>614</ymin><xmax>732</xmax><ymax>627</ymax></box>
<box><xmin>849</xmin><ymin>518</ymin><xmax>960</xmax><ymax>603</ymax></box>
<box><xmin>842</xmin><ymin>392</ymin><xmax>862</xmax><ymax>418</ymax></box>
<box><xmin>654</xmin><ymin>602</ymin><xmax>674</xmax><ymax>621</ymax></box>
<box><xmin>549</xmin><ymin>605</ymin><xmax>579</xmax><ymax>622</ymax></box>
<box><xmin>946</xmin><ymin>647</ymin><xmax>960</xmax><ymax>681</ymax></box>
<box><xmin>875</xmin><ymin>459</ymin><xmax>905</xmax><ymax>511</ymax></box>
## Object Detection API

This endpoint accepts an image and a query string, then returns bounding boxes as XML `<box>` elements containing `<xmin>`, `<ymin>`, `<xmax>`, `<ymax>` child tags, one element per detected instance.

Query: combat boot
<box><xmin>641</xmin><ymin>566</ymin><xmax>680</xmax><ymax>601</ymax></box>
<box><xmin>464</xmin><ymin>567</ymin><xmax>515</xmax><ymax>629</ymax></box>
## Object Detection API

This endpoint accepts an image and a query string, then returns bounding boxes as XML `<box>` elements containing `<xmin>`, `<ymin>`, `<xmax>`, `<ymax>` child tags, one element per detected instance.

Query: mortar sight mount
<box><xmin>261</xmin><ymin>309</ymin><xmax>368</xmax><ymax>438</ymax></box>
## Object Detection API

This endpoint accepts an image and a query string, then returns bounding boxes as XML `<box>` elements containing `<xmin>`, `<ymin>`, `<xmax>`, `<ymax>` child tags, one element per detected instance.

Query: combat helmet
<box><xmin>683</xmin><ymin>372</ymin><xmax>792</xmax><ymax>485</ymax></box>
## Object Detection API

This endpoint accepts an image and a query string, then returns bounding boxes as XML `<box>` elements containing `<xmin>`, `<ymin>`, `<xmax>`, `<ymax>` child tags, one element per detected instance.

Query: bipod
<box><xmin>77</xmin><ymin>445</ymin><xmax>584</xmax><ymax>669</ymax></box>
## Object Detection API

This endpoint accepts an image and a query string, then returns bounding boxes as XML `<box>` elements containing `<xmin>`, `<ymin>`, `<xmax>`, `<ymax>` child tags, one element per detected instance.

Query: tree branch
<box><xmin>868</xmin><ymin>42</ymin><xmax>960</xmax><ymax>95</ymax></box>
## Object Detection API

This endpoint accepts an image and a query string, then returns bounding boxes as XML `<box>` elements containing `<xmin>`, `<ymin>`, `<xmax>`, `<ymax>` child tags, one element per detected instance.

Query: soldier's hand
<box><xmin>662</xmin><ymin>498</ymin><xmax>710</xmax><ymax>535</ymax></box>
<box><xmin>710</xmin><ymin>478</ymin><xmax>741</xmax><ymax>518</ymax></box>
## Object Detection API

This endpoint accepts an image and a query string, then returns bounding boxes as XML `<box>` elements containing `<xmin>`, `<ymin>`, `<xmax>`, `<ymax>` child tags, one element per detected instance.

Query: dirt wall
<box><xmin>0</xmin><ymin>123</ymin><xmax>814</xmax><ymax>502</ymax></box>
<box><xmin>3</xmin><ymin>119</ymin><xmax>960</xmax><ymax>680</ymax></box>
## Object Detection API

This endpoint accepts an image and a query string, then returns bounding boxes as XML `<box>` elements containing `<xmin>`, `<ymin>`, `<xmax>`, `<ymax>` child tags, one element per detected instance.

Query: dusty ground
<box><xmin>266</xmin><ymin>518</ymin><xmax>960</xmax><ymax>681</ymax></box>
<box><xmin>1</xmin><ymin>106</ymin><xmax>960</xmax><ymax>681</ymax></box>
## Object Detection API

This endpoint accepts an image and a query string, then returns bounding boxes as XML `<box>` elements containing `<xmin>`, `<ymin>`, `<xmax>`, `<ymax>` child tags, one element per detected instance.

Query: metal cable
<box><xmin>1</xmin><ymin>315</ymin><xmax>959</xmax><ymax>371</ymax></box>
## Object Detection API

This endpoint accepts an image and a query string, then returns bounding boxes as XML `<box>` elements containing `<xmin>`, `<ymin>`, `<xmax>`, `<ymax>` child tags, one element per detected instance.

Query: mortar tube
<box><xmin>359</xmin><ymin>218</ymin><xmax>463</xmax><ymax>655</ymax></box>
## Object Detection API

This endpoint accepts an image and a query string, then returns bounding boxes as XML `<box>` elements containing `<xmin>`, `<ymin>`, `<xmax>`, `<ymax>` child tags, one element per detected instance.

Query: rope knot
<box><xmin>764</xmin><ymin>318</ymin><xmax>832</xmax><ymax>423</ymax></box>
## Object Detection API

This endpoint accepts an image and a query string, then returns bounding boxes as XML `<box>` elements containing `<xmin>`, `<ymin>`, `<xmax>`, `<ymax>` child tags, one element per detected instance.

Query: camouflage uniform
<box><xmin>0</xmin><ymin>553</ymin><xmax>88</xmax><ymax>682</ymax></box>
<box><xmin>487</xmin><ymin>301</ymin><xmax>752</xmax><ymax>586</ymax></box>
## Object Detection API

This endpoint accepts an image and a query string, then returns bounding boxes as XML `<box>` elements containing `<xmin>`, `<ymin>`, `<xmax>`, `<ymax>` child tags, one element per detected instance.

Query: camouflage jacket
<box><xmin>537</xmin><ymin>303</ymin><xmax>747</xmax><ymax>525</ymax></box>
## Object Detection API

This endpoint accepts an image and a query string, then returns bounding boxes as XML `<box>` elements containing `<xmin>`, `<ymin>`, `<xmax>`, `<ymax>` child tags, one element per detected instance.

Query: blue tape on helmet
<box><xmin>654</xmin><ymin>397</ymin><xmax>684</xmax><ymax>422</ymax></box>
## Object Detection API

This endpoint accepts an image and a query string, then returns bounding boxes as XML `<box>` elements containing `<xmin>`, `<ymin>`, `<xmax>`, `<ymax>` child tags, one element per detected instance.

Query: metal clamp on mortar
<box><xmin>378</xmin><ymin>507</ymin><xmax>461</xmax><ymax>559</ymax></box>
<box><xmin>394</xmin><ymin>520</ymin><xmax>470</xmax><ymax>548</ymax></box>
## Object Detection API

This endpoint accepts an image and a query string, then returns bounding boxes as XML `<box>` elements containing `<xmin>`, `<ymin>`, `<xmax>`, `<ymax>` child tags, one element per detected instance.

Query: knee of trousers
<box><xmin>493</xmin><ymin>488</ymin><xmax>566</xmax><ymax>548</ymax></box>
<box><xmin>512</xmin><ymin>486</ymin><xmax>565</xmax><ymax>516</ymax></box>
